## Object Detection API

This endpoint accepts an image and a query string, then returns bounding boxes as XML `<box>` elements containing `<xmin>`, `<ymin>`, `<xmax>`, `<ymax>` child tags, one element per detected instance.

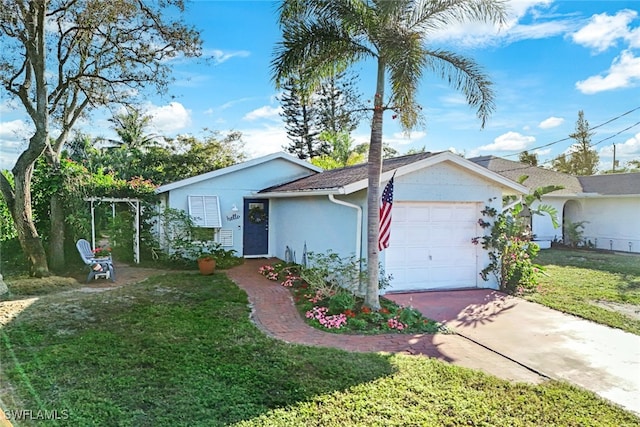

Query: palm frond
<box><xmin>385</xmin><ymin>30</ymin><xmax>426</xmax><ymax>130</ymax></box>
<box><xmin>409</xmin><ymin>0</ymin><xmax>508</xmax><ymax>32</ymax></box>
<box><xmin>424</xmin><ymin>48</ymin><xmax>495</xmax><ymax>128</ymax></box>
<box><xmin>271</xmin><ymin>19</ymin><xmax>374</xmax><ymax>89</ymax></box>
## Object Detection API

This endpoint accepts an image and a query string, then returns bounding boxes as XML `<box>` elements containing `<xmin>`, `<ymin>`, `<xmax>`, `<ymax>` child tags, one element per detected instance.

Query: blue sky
<box><xmin>1</xmin><ymin>0</ymin><xmax>639</xmax><ymax>172</ymax></box>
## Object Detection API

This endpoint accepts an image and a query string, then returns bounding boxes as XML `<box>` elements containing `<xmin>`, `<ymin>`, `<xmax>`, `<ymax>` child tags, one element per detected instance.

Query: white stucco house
<box><xmin>156</xmin><ymin>151</ymin><xmax>528</xmax><ymax>292</ymax></box>
<box><xmin>471</xmin><ymin>156</ymin><xmax>640</xmax><ymax>253</ymax></box>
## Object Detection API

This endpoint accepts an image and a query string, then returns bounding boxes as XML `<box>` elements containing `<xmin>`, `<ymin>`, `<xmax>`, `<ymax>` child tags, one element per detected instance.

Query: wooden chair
<box><xmin>76</xmin><ymin>239</ymin><xmax>116</xmax><ymax>282</ymax></box>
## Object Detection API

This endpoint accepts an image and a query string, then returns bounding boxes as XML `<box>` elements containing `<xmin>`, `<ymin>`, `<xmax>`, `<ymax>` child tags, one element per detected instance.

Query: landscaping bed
<box><xmin>258</xmin><ymin>258</ymin><xmax>442</xmax><ymax>335</ymax></box>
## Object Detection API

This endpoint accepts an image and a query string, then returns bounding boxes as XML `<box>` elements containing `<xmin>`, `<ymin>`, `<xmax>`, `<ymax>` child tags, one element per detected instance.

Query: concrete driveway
<box><xmin>385</xmin><ymin>289</ymin><xmax>640</xmax><ymax>416</ymax></box>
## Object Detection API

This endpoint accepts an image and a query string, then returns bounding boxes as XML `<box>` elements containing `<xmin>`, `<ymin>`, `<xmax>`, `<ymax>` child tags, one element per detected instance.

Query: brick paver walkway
<box><xmin>226</xmin><ymin>259</ymin><xmax>544</xmax><ymax>384</ymax></box>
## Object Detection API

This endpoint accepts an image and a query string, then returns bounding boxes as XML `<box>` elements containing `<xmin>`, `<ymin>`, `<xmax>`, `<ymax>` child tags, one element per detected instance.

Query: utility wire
<box><xmin>502</xmin><ymin>105</ymin><xmax>640</xmax><ymax>158</ymax></box>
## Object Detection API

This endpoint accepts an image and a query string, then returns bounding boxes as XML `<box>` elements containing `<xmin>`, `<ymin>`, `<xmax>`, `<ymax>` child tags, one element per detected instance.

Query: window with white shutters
<box><xmin>188</xmin><ymin>195</ymin><xmax>222</xmax><ymax>228</ymax></box>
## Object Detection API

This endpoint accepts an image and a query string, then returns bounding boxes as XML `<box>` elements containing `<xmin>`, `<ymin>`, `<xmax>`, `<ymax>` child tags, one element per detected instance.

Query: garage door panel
<box><xmin>390</xmin><ymin>226</ymin><xmax>409</xmax><ymax>245</ymax></box>
<box><xmin>406</xmin><ymin>206</ymin><xmax>430</xmax><ymax>222</ymax></box>
<box><xmin>454</xmin><ymin>205</ymin><xmax>478</xmax><ymax>221</ymax></box>
<box><xmin>386</xmin><ymin>202</ymin><xmax>479</xmax><ymax>292</ymax></box>
<box><xmin>430</xmin><ymin>247</ymin><xmax>476</xmax><ymax>266</ymax></box>
<box><xmin>393</xmin><ymin>205</ymin><xmax>408</xmax><ymax>223</ymax></box>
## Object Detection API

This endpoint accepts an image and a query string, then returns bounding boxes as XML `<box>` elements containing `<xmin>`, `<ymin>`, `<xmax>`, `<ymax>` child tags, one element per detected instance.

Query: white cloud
<box><xmin>576</xmin><ymin>50</ymin><xmax>640</xmax><ymax>94</ymax></box>
<box><xmin>628</xmin><ymin>26</ymin><xmax>640</xmax><ymax>49</ymax></box>
<box><xmin>0</xmin><ymin>119</ymin><xmax>32</xmax><ymax>170</ymax></box>
<box><xmin>243</xmin><ymin>105</ymin><xmax>282</xmax><ymax>121</ymax></box>
<box><xmin>147</xmin><ymin>102</ymin><xmax>192</xmax><ymax>134</ymax></box>
<box><xmin>240</xmin><ymin>125</ymin><xmax>288</xmax><ymax>158</ymax></box>
<box><xmin>205</xmin><ymin>49</ymin><xmax>251</xmax><ymax>65</ymax></box>
<box><xmin>534</xmin><ymin>148</ymin><xmax>552</xmax><ymax>156</ymax></box>
<box><xmin>538</xmin><ymin>116</ymin><xmax>564</xmax><ymax>129</ymax></box>
<box><xmin>572</xmin><ymin>10</ymin><xmax>637</xmax><ymax>53</ymax></box>
<box><xmin>600</xmin><ymin>132</ymin><xmax>640</xmax><ymax>157</ymax></box>
<box><xmin>478</xmin><ymin>131</ymin><xmax>535</xmax><ymax>151</ymax></box>
<box><xmin>428</xmin><ymin>0</ymin><xmax>574</xmax><ymax>47</ymax></box>
<box><xmin>386</xmin><ymin>131</ymin><xmax>427</xmax><ymax>147</ymax></box>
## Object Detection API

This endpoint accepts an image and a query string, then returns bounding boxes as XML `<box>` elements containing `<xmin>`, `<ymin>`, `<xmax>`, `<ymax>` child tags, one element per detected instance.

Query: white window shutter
<box><xmin>188</xmin><ymin>195</ymin><xmax>221</xmax><ymax>228</ymax></box>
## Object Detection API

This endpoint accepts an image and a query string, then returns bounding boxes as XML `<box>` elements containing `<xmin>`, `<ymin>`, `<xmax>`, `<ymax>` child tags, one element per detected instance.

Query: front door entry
<box><xmin>243</xmin><ymin>199</ymin><xmax>269</xmax><ymax>256</ymax></box>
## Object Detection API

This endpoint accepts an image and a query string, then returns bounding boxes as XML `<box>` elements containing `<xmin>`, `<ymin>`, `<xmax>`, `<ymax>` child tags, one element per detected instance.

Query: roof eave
<box><xmin>155</xmin><ymin>152</ymin><xmax>322</xmax><ymax>194</ymax></box>
<box><xmin>342</xmin><ymin>151</ymin><xmax>528</xmax><ymax>195</ymax></box>
<box><xmin>255</xmin><ymin>188</ymin><xmax>345</xmax><ymax>198</ymax></box>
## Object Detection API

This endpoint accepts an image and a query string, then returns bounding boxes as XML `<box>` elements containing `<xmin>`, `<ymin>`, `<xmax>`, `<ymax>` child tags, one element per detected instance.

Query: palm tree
<box><xmin>272</xmin><ymin>0</ymin><xmax>508</xmax><ymax>309</ymax></box>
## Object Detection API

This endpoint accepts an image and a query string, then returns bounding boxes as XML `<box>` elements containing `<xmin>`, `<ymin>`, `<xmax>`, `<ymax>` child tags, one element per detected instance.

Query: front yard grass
<box><xmin>530</xmin><ymin>248</ymin><xmax>640</xmax><ymax>335</ymax></box>
<box><xmin>1</xmin><ymin>272</ymin><xmax>638</xmax><ymax>426</ymax></box>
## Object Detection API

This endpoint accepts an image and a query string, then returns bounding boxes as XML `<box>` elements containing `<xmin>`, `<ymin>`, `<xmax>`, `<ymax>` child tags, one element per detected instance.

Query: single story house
<box><xmin>156</xmin><ymin>151</ymin><xmax>528</xmax><ymax>292</ymax></box>
<box><xmin>470</xmin><ymin>156</ymin><xmax>640</xmax><ymax>253</ymax></box>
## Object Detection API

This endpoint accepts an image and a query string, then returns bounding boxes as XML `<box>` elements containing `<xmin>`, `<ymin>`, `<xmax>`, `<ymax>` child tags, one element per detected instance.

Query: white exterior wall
<box><xmin>530</xmin><ymin>198</ymin><xmax>568</xmax><ymax>242</ymax></box>
<box><xmin>163</xmin><ymin>158</ymin><xmax>316</xmax><ymax>256</ymax></box>
<box><xmin>535</xmin><ymin>196</ymin><xmax>640</xmax><ymax>253</ymax></box>
<box><xmin>270</xmin><ymin>194</ymin><xmax>363</xmax><ymax>262</ymax></box>
<box><xmin>578</xmin><ymin>197</ymin><xmax>640</xmax><ymax>253</ymax></box>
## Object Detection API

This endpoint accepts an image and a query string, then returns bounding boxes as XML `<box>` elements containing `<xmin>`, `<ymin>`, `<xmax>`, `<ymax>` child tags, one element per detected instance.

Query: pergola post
<box><xmin>85</xmin><ymin>197</ymin><xmax>141</xmax><ymax>264</ymax></box>
<box><xmin>90</xmin><ymin>200</ymin><xmax>96</xmax><ymax>250</ymax></box>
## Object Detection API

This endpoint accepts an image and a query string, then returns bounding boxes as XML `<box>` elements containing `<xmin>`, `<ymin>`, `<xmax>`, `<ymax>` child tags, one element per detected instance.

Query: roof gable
<box><xmin>156</xmin><ymin>152</ymin><xmax>322</xmax><ymax>194</ymax></box>
<box><xmin>261</xmin><ymin>151</ymin><xmax>527</xmax><ymax>196</ymax></box>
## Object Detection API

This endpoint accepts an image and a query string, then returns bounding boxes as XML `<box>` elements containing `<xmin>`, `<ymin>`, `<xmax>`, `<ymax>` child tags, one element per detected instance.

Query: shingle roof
<box><xmin>469</xmin><ymin>155</ymin><xmax>640</xmax><ymax>196</ymax></box>
<box><xmin>468</xmin><ymin>156</ymin><xmax>583</xmax><ymax>195</ymax></box>
<box><xmin>260</xmin><ymin>152</ymin><xmax>437</xmax><ymax>193</ymax></box>
<box><xmin>578</xmin><ymin>173</ymin><xmax>640</xmax><ymax>195</ymax></box>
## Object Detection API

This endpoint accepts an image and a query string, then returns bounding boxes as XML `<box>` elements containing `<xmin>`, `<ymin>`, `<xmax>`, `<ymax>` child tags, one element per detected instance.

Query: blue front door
<box><xmin>243</xmin><ymin>199</ymin><xmax>269</xmax><ymax>256</ymax></box>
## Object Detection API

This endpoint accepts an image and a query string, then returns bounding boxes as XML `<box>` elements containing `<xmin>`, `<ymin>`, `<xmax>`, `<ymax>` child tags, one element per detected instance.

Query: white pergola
<box><xmin>85</xmin><ymin>197</ymin><xmax>141</xmax><ymax>264</ymax></box>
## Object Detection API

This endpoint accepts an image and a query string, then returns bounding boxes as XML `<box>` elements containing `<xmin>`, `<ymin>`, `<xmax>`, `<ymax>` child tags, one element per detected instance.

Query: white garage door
<box><xmin>385</xmin><ymin>202</ymin><xmax>480</xmax><ymax>292</ymax></box>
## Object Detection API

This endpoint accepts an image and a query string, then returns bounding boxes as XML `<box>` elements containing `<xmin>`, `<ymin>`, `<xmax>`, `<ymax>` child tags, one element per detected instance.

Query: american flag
<box><xmin>378</xmin><ymin>173</ymin><xmax>395</xmax><ymax>251</ymax></box>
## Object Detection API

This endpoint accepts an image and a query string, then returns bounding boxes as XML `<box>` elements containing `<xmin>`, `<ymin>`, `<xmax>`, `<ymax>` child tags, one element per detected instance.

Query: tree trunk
<box><xmin>364</xmin><ymin>59</ymin><xmax>386</xmax><ymax>310</ymax></box>
<box><xmin>0</xmin><ymin>161</ymin><xmax>50</xmax><ymax>277</ymax></box>
<box><xmin>49</xmin><ymin>193</ymin><xmax>65</xmax><ymax>271</ymax></box>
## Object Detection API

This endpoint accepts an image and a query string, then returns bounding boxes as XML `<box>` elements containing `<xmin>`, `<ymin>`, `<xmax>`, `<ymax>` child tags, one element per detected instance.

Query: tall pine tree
<box><xmin>280</xmin><ymin>75</ymin><xmax>323</xmax><ymax>159</ymax></box>
<box><xmin>317</xmin><ymin>70</ymin><xmax>364</xmax><ymax>135</ymax></box>
<box><xmin>552</xmin><ymin>110</ymin><xmax>599</xmax><ymax>175</ymax></box>
<box><xmin>280</xmin><ymin>69</ymin><xmax>363</xmax><ymax>159</ymax></box>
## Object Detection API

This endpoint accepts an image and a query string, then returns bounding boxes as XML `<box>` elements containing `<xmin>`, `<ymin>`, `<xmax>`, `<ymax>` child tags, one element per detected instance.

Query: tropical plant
<box><xmin>563</xmin><ymin>219</ymin><xmax>588</xmax><ymax>248</ymax></box>
<box><xmin>504</xmin><ymin>175</ymin><xmax>564</xmax><ymax>229</ymax></box>
<box><xmin>473</xmin><ymin>202</ymin><xmax>543</xmax><ymax>294</ymax></box>
<box><xmin>272</xmin><ymin>0</ymin><xmax>508</xmax><ymax>308</ymax></box>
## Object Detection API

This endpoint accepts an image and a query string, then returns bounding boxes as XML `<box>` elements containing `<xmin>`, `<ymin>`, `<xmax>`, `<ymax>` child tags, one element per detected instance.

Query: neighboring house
<box><xmin>157</xmin><ymin>150</ymin><xmax>527</xmax><ymax>292</ymax></box>
<box><xmin>471</xmin><ymin>156</ymin><xmax>640</xmax><ymax>253</ymax></box>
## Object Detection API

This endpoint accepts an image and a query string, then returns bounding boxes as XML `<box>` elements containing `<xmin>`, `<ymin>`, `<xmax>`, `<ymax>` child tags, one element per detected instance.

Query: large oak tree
<box><xmin>0</xmin><ymin>0</ymin><xmax>202</xmax><ymax>275</ymax></box>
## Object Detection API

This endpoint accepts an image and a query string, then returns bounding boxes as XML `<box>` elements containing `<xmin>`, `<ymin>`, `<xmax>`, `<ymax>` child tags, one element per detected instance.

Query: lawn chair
<box><xmin>76</xmin><ymin>239</ymin><xmax>116</xmax><ymax>282</ymax></box>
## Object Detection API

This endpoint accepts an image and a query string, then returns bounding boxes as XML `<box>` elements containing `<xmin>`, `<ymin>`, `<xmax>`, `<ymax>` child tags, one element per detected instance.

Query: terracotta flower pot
<box><xmin>197</xmin><ymin>257</ymin><xmax>216</xmax><ymax>275</ymax></box>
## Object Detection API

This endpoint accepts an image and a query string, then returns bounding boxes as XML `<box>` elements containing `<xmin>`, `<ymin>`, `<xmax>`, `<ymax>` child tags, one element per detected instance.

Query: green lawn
<box><xmin>1</xmin><ymin>272</ymin><xmax>638</xmax><ymax>426</ymax></box>
<box><xmin>530</xmin><ymin>248</ymin><xmax>640</xmax><ymax>335</ymax></box>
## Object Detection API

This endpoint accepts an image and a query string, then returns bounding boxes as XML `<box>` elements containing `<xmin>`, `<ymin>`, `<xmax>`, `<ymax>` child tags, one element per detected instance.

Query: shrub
<box><xmin>473</xmin><ymin>201</ymin><xmax>543</xmax><ymax>294</ymax></box>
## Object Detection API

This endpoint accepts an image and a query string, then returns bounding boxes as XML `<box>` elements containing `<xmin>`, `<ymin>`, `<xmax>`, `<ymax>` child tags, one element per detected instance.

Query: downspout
<box><xmin>328</xmin><ymin>193</ymin><xmax>363</xmax><ymax>266</ymax></box>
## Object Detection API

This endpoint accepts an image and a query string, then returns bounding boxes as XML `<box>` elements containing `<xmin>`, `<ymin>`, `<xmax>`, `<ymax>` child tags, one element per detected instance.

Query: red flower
<box><xmin>360</xmin><ymin>306</ymin><xmax>372</xmax><ymax>314</ymax></box>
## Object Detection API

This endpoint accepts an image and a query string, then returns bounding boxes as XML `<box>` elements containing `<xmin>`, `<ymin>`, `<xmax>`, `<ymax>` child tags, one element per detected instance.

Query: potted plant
<box><xmin>197</xmin><ymin>253</ymin><xmax>216</xmax><ymax>275</ymax></box>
